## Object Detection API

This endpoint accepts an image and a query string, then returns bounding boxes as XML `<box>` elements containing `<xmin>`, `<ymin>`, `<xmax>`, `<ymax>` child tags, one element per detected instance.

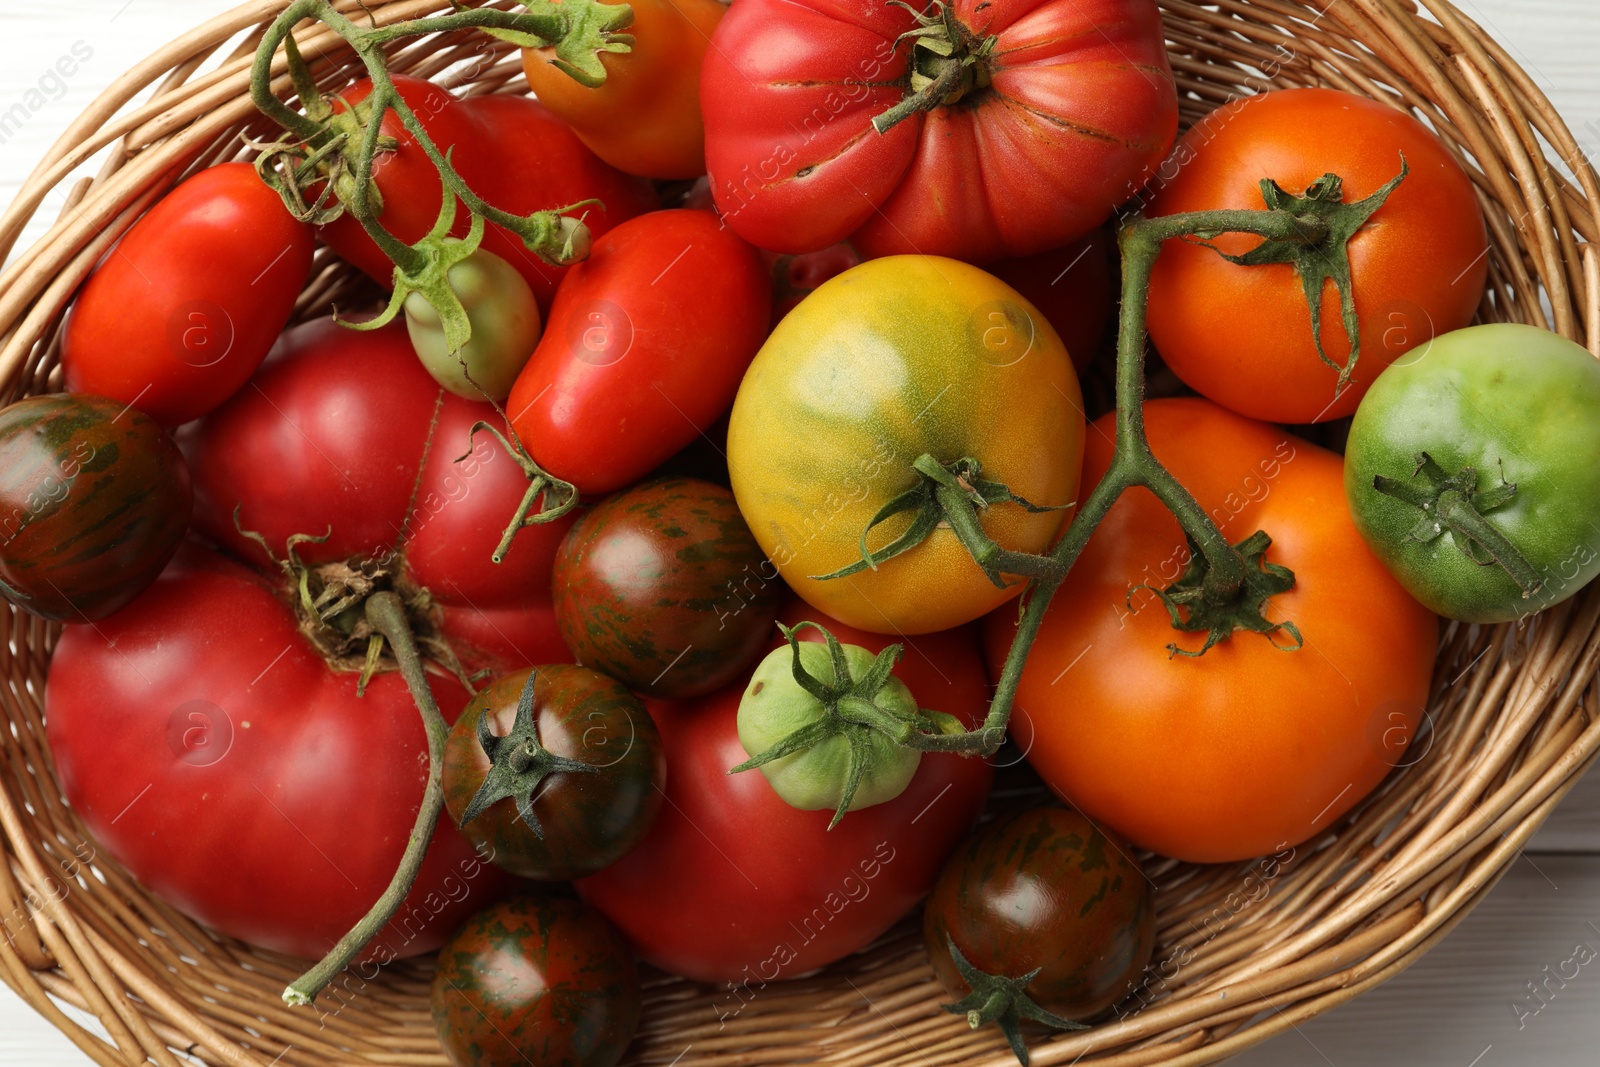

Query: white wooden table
<box><xmin>3</xmin><ymin>1</ymin><xmax>1599</xmax><ymax>1063</ymax></box>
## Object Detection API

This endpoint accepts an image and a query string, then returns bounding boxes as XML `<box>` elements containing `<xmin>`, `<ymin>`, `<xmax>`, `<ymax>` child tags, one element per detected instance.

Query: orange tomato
<box><xmin>522</xmin><ymin>0</ymin><xmax>724</xmax><ymax>179</ymax></box>
<box><xmin>983</xmin><ymin>398</ymin><xmax>1437</xmax><ymax>863</ymax></box>
<box><xmin>1144</xmin><ymin>88</ymin><xmax>1488</xmax><ymax>424</ymax></box>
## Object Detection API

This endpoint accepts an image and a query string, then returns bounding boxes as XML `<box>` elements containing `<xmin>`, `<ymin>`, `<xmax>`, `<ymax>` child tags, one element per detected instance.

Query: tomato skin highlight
<box><xmin>701</xmin><ymin>0</ymin><xmax>1177</xmax><ymax>263</ymax></box>
<box><xmin>985</xmin><ymin>399</ymin><xmax>1437</xmax><ymax>863</ymax></box>
<box><xmin>925</xmin><ymin>807</ymin><xmax>1155</xmax><ymax>1021</ymax></box>
<box><xmin>443</xmin><ymin>666</ymin><xmax>665</xmax><ymax>881</ymax></box>
<box><xmin>1144</xmin><ymin>88</ymin><xmax>1489</xmax><ymax>423</ymax></box>
<box><xmin>45</xmin><ymin>547</ymin><xmax>512</xmax><ymax>960</ymax></box>
<box><xmin>1345</xmin><ymin>323</ymin><xmax>1600</xmax><ymax>622</ymax></box>
<box><xmin>318</xmin><ymin>78</ymin><xmax>657</xmax><ymax>312</ymax></box>
<box><xmin>431</xmin><ymin>895</ymin><xmax>640</xmax><ymax>1067</ymax></box>
<box><xmin>522</xmin><ymin>0</ymin><xmax>725</xmax><ymax>180</ymax></box>
<box><xmin>553</xmin><ymin>478</ymin><xmax>780</xmax><ymax>698</ymax></box>
<box><xmin>61</xmin><ymin>163</ymin><xmax>314</xmax><ymax>426</ymax></box>
<box><xmin>0</xmin><ymin>395</ymin><xmax>191</xmax><ymax>621</ymax></box>
<box><xmin>577</xmin><ymin>602</ymin><xmax>993</xmax><ymax>984</ymax></box>
<box><xmin>508</xmin><ymin>210</ymin><xmax>771</xmax><ymax>495</ymax></box>
<box><xmin>728</xmin><ymin>255</ymin><xmax>1084</xmax><ymax>635</ymax></box>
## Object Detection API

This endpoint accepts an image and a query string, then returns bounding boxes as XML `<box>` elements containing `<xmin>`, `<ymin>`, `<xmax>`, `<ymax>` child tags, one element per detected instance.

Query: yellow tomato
<box><xmin>522</xmin><ymin>0</ymin><xmax>723</xmax><ymax>180</ymax></box>
<box><xmin>728</xmin><ymin>256</ymin><xmax>1086</xmax><ymax>634</ymax></box>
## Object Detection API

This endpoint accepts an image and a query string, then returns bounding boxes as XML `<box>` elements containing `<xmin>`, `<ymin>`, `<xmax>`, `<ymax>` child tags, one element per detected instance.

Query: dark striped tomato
<box><xmin>443</xmin><ymin>665</ymin><xmax>664</xmax><ymax>881</ymax></box>
<box><xmin>0</xmin><ymin>394</ymin><xmax>190</xmax><ymax>621</ymax></box>
<box><xmin>431</xmin><ymin>896</ymin><xmax>640</xmax><ymax>1067</ymax></box>
<box><xmin>924</xmin><ymin>808</ymin><xmax>1155</xmax><ymax>1029</ymax></box>
<box><xmin>552</xmin><ymin>478</ymin><xmax>780</xmax><ymax>698</ymax></box>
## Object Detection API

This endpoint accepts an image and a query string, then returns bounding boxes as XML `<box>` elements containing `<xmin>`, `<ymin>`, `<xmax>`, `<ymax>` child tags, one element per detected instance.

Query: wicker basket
<box><xmin>2</xmin><ymin>0</ymin><xmax>1598</xmax><ymax>1064</ymax></box>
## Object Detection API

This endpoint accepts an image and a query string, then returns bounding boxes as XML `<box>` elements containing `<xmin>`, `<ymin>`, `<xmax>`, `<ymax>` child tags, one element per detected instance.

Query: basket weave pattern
<box><xmin>1</xmin><ymin>1</ymin><xmax>1599</xmax><ymax>1064</ymax></box>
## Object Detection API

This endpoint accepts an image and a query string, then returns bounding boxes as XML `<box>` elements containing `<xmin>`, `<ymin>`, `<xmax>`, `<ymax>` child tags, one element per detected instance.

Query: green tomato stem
<box><xmin>282</xmin><ymin>591</ymin><xmax>448</xmax><ymax>1007</ymax></box>
<box><xmin>248</xmin><ymin>0</ymin><xmax>631</xmax><ymax>277</ymax></box>
<box><xmin>900</xmin><ymin>204</ymin><xmax>1342</xmax><ymax>758</ymax></box>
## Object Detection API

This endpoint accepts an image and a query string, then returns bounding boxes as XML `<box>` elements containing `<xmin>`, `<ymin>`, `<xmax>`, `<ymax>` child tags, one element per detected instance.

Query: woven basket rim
<box><xmin>2</xmin><ymin>2</ymin><xmax>1600</xmax><ymax>1066</ymax></box>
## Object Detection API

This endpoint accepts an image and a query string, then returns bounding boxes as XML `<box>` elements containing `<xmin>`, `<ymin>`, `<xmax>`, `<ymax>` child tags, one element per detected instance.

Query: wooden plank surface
<box><xmin>2</xmin><ymin>1</ymin><xmax>1599</xmax><ymax>1064</ymax></box>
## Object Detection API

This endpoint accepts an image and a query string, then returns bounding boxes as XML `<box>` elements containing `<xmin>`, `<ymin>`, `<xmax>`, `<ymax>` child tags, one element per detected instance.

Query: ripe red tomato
<box><xmin>506</xmin><ymin>210</ymin><xmax>770</xmax><ymax>495</ymax></box>
<box><xmin>522</xmin><ymin>0</ymin><xmax>725</xmax><ymax>179</ymax></box>
<box><xmin>984</xmin><ymin>399</ymin><xmax>1437</xmax><ymax>863</ymax></box>
<box><xmin>701</xmin><ymin>0</ymin><xmax>1176</xmax><ymax>262</ymax></box>
<box><xmin>1144</xmin><ymin>88</ymin><xmax>1489</xmax><ymax>423</ymax></box>
<box><xmin>987</xmin><ymin>230</ymin><xmax>1118</xmax><ymax>372</ymax></box>
<box><xmin>46</xmin><ymin>546</ymin><xmax>512</xmax><ymax>960</ymax></box>
<box><xmin>187</xmin><ymin>316</ymin><xmax>575</xmax><ymax>675</ymax></box>
<box><xmin>577</xmin><ymin>602</ymin><xmax>994</xmax><ymax>985</ymax></box>
<box><xmin>318</xmin><ymin>77</ymin><xmax>658</xmax><ymax>311</ymax></box>
<box><xmin>60</xmin><ymin>163</ymin><xmax>314</xmax><ymax>426</ymax></box>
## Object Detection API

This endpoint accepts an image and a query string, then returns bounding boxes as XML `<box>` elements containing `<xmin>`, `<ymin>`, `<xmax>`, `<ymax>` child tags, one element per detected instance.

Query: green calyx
<box><xmin>340</xmin><ymin>187</ymin><xmax>484</xmax><ymax>354</ymax></box>
<box><xmin>731</xmin><ymin>622</ymin><xmax>960</xmax><ymax>828</ymax></box>
<box><xmin>873</xmin><ymin>1</ymin><xmax>996</xmax><ymax>134</ymax></box>
<box><xmin>813</xmin><ymin>454</ymin><xmax>1070</xmax><ymax>588</ymax></box>
<box><xmin>459</xmin><ymin>669</ymin><xmax>597</xmax><ymax>836</ymax></box>
<box><xmin>1192</xmin><ymin>157</ymin><xmax>1409</xmax><ymax>392</ymax></box>
<box><xmin>1135</xmin><ymin>530</ymin><xmax>1303</xmax><ymax>658</ymax></box>
<box><xmin>940</xmin><ymin>936</ymin><xmax>1087</xmax><ymax>1067</ymax></box>
<box><xmin>1373</xmin><ymin>451</ymin><xmax>1541</xmax><ymax>598</ymax></box>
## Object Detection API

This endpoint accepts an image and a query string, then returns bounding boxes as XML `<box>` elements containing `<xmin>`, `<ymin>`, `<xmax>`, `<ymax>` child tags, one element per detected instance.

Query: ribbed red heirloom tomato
<box><xmin>318</xmin><ymin>76</ymin><xmax>658</xmax><ymax>311</ymax></box>
<box><xmin>61</xmin><ymin>163</ymin><xmax>314</xmax><ymax>426</ymax></box>
<box><xmin>47</xmin><ymin>547</ymin><xmax>510</xmax><ymax>960</ymax></box>
<box><xmin>701</xmin><ymin>0</ymin><xmax>1177</xmax><ymax>263</ymax></box>
<box><xmin>984</xmin><ymin>399</ymin><xmax>1438</xmax><ymax>863</ymax></box>
<box><xmin>45</xmin><ymin>318</ymin><xmax>584</xmax><ymax>959</ymax></box>
<box><xmin>1144</xmin><ymin>88</ymin><xmax>1490</xmax><ymax>423</ymax></box>
<box><xmin>506</xmin><ymin>210</ymin><xmax>770</xmax><ymax>495</ymax></box>
<box><xmin>578</xmin><ymin>602</ymin><xmax>994</xmax><ymax>985</ymax></box>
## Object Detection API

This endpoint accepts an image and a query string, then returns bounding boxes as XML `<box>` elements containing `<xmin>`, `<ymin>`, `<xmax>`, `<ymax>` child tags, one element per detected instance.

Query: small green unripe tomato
<box><xmin>737</xmin><ymin>639</ymin><xmax>923</xmax><ymax>818</ymax></box>
<box><xmin>405</xmin><ymin>242</ymin><xmax>541</xmax><ymax>402</ymax></box>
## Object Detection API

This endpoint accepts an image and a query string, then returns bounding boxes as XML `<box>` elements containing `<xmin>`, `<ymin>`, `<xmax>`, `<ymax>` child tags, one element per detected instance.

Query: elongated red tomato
<box><xmin>61</xmin><ymin>163</ymin><xmax>314</xmax><ymax>426</ymax></box>
<box><xmin>701</xmin><ymin>0</ymin><xmax>1176</xmax><ymax>262</ymax></box>
<box><xmin>506</xmin><ymin>210</ymin><xmax>771</xmax><ymax>494</ymax></box>
<box><xmin>578</xmin><ymin>601</ymin><xmax>993</xmax><ymax>984</ymax></box>
<box><xmin>318</xmin><ymin>77</ymin><xmax>658</xmax><ymax>311</ymax></box>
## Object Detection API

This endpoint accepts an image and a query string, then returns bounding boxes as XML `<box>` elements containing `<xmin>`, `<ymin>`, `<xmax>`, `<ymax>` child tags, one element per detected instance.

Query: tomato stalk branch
<box><xmin>282</xmin><ymin>590</ymin><xmax>449</xmax><ymax>1007</ymax></box>
<box><xmin>249</xmin><ymin>0</ymin><xmax>629</xmax><ymax>271</ymax></box>
<box><xmin>895</xmin><ymin>204</ymin><xmax>1344</xmax><ymax>757</ymax></box>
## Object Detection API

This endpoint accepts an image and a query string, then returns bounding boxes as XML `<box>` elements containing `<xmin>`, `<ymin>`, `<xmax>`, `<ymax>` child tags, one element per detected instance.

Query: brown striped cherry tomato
<box><xmin>552</xmin><ymin>478</ymin><xmax>780</xmax><ymax>697</ymax></box>
<box><xmin>431</xmin><ymin>895</ymin><xmax>640</xmax><ymax>1067</ymax></box>
<box><xmin>443</xmin><ymin>665</ymin><xmax>664</xmax><ymax>881</ymax></box>
<box><xmin>0</xmin><ymin>394</ymin><xmax>190</xmax><ymax>621</ymax></box>
<box><xmin>924</xmin><ymin>806</ymin><xmax>1155</xmax><ymax>1061</ymax></box>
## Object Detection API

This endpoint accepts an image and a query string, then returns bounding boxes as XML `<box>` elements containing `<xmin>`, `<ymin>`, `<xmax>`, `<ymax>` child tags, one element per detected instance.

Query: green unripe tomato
<box><xmin>737</xmin><ymin>640</ymin><xmax>922</xmax><ymax>815</ymax></box>
<box><xmin>405</xmin><ymin>242</ymin><xmax>541</xmax><ymax>402</ymax></box>
<box><xmin>1345</xmin><ymin>322</ymin><xmax>1600</xmax><ymax>622</ymax></box>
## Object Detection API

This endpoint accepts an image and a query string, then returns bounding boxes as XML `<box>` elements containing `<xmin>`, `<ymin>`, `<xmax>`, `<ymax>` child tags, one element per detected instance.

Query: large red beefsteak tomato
<box><xmin>701</xmin><ymin>0</ymin><xmax>1177</xmax><ymax>263</ymax></box>
<box><xmin>46</xmin><ymin>318</ymin><xmax>577</xmax><ymax>960</ymax></box>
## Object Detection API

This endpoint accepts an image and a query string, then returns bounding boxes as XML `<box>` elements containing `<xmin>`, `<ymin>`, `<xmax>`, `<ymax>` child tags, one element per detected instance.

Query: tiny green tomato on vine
<box><xmin>733</xmin><ymin>622</ymin><xmax>961</xmax><ymax>826</ymax></box>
